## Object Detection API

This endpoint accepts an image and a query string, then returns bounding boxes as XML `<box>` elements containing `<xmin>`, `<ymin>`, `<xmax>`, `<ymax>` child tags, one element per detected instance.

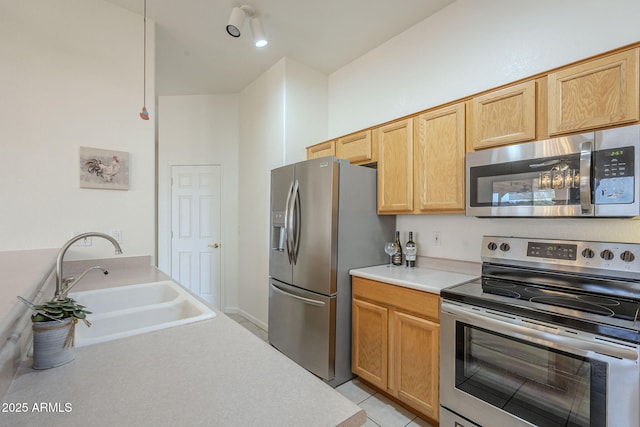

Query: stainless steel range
<box><xmin>440</xmin><ymin>236</ymin><xmax>640</xmax><ymax>427</ymax></box>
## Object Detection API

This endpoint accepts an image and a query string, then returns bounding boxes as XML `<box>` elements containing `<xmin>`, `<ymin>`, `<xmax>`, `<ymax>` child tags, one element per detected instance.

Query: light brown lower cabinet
<box><xmin>352</xmin><ymin>276</ymin><xmax>440</xmax><ymax>422</ymax></box>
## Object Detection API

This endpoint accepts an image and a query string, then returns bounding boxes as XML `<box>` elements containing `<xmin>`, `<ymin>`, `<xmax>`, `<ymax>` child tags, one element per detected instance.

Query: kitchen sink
<box><xmin>69</xmin><ymin>281</ymin><xmax>216</xmax><ymax>347</ymax></box>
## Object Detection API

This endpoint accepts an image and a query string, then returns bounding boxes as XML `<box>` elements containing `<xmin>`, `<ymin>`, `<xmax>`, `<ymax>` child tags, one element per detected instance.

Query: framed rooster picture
<box><xmin>79</xmin><ymin>147</ymin><xmax>129</xmax><ymax>190</ymax></box>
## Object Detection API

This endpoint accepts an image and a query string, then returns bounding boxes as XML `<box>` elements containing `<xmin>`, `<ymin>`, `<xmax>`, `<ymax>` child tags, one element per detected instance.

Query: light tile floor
<box><xmin>227</xmin><ymin>312</ymin><xmax>436</xmax><ymax>427</ymax></box>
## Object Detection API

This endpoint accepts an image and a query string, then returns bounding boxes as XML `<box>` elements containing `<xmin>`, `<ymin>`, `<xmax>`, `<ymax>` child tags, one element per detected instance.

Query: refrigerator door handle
<box><xmin>284</xmin><ymin>180</ymin><xmax>295</xmax><ymax>263</ymax></box>
<box><xmin>270</xmin><ymin>283</ymin><xmax>326</xmax><ymax>307</ymax></box>
<box><xmin>291</xmin><ymin>180</ymin><xmax>301</xmax><ymax>264</ymax></box>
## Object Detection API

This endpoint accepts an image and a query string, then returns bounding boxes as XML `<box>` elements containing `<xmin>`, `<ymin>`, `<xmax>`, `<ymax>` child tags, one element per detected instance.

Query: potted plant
<box><xmin>29</xmin><ymin>297</ymin><xmax>91</xmax><ymax>369</ymax></box>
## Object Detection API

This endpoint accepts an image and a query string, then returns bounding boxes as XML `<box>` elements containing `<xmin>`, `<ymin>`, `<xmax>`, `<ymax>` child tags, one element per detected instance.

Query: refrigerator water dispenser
<box><xmin>271</xmin><ymin>211</ymin><xmax>286</xmax><ymax>251</ymax></box>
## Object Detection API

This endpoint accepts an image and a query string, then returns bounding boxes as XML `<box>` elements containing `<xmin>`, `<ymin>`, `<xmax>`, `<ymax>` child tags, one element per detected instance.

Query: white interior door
<box><xmin>171</xmin><ymin>165</ymin><xmax>221</xmax><ymax>308</ymax></box>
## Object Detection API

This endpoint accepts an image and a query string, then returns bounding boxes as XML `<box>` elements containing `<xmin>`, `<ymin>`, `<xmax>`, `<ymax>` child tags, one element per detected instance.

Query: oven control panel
<box><xmin>527</xmin><ymin>242</ymin><xmax>577</xmax><ymax>260</ymax></box>
<box><xmin>482</xmin><ymin>236</ymin><xmax>640</xmax><ymax>277</ymax></box>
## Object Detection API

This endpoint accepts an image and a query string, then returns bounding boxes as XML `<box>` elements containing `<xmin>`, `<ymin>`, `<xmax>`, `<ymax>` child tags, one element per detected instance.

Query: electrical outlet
<box><xmin>433</xmin><ymin>231</ymin><xmax>441</xmax><ymax>247</ymax></box>
<box><xmin>71</xmin><ymin>232</ymin><xmax>92</xmax><ymax>247</ymax></box>
<box><xmin>110</xmin><ymin>229</ymin><xmax>122</xmax><ymax>244</ymax></box>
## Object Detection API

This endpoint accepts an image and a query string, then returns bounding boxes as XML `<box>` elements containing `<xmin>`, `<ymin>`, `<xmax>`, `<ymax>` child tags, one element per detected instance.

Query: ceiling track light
<box><xmin>250</xmin><ymin>17</ymin><xmax>267</xmax><ymax>48</ymax></box>
<box><xmin>226</xmin><ymin>4</ymin><xmax>268</xmax><ymax>48</ymax></box>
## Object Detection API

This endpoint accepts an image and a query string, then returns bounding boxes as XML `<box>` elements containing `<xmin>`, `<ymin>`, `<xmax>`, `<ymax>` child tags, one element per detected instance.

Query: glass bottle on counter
<box><xmin>405</xmin><ymin>232</ymin><xmax>417</xmax><ymax>268</ymax></box>
<box><xmin>392</xmin><ymin>231</ymin><xmax>403</xmax><ymax>266</ymax></box>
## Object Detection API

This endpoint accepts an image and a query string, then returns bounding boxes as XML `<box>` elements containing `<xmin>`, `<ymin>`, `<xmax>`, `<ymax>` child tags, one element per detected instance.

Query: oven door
<box><xmin>440</xmin><ymin>301</ymin><xmax>640</xmax><ymax>427</ymax></box>
<box><xmin>466</xmin><ymin>132</ymin><xmax>594</xmax><ymax>217</ymax></box>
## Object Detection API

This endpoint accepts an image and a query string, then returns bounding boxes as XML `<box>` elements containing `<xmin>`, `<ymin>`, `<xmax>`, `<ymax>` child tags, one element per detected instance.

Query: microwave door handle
<box><xmin>291</xmin><ymin>180</ymin><xmax>300</xmax><ymax>264</ymax></box>
<box><xmin>580</xmin><ymin>141</ymin><xmax>593</xmax><ymax>215</ymax></box>
<box><xmin>284</xmin><ymin>181</ymin><xmax>294</xmax><ymax>263</ymax></box>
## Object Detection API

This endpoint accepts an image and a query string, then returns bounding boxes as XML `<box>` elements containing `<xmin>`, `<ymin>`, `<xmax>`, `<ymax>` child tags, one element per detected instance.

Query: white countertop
<box><xmin>2</xmin><ymin>262</ymin><xmax>365</xmax><ymax>427</ymax></box>
<box><xmin>350</xmin><ymin>264</ymin><xmax>479</xmax><ymax>294</ymax></box>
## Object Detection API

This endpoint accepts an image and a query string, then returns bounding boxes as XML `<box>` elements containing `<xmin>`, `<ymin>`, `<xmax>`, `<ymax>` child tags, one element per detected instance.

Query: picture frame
<box><xmin>79</xmin><ymin>147</ymin><xmax>129</xmax><ymax>190</ymax></box>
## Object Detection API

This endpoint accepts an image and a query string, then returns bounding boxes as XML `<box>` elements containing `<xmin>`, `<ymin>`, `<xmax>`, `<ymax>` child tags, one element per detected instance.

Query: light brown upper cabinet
<box><xmin>336</xmin><ymin>130</ymin><xmax>375</xmax><ymax>165</ymax></box>
<box><xmin>306</xmin><ymin>140</ymin><xmax>335</xmax><ymax>159</ymax></box>
<box><xmin>375</xmin><ymin>118</ymin><xmax>414</xmax><ymax>214</ymax></box>
<box><xmin>414</xmin><ymin>103</ymin><xmax>466</xmax><ymax>213</ymax></box>
<box><xmin>469</xmin><ymin>81</ymin><xmax>537</xmax><ymax>150</ymax></box>
<box><xmin>548</xmin><ymin>48</ymin><xmax>640</xmax><ymax>135</ymax></box>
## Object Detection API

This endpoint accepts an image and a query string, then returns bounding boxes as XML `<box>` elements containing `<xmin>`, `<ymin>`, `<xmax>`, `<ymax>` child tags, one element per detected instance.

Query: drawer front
<box><xmin>268</xmin><ymin>279</ymin><xmax>336</xmax><ymax>380</ymax></box>
<box><xmin>352</xmin><ymin>276</ymin><xmax>439</xmax><ymax>322</ymax></box>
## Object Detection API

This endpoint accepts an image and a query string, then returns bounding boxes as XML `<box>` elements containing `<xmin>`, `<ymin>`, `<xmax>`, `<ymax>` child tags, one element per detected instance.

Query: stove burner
<box><xmin>483</xmin><ymin>286</ymin><xmax>521</xmax><ymax>298</ymax></box>
<box><xmin>486</xmin><ymin>282</ymin><xmax>517</xmax><ymax>288</ymax></box>
<box><xmin>529</xmin><ymin>296</ymin><xmax>616</xmax><ymax>317</ymax></box>
<box><xmin>576</xmin><ymin>295</ymin><xmax>621</xmax><ymax>306</ymax></box>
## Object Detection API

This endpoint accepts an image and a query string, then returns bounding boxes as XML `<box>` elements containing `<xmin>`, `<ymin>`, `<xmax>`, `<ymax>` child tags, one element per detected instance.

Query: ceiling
<box><xmin>103</xmin><ymin>0</ymin><xmax>455</xmax><ymax>95</ymax></box>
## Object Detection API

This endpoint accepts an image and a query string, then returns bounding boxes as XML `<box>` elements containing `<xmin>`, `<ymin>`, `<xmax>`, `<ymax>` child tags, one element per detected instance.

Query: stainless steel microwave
<box><xmin>466</xmin><ymin>124</ymin><xmax>640</xmax><ymax>217</ymax></box>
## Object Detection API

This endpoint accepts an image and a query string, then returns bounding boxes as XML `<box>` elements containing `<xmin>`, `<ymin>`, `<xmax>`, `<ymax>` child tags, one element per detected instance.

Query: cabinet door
<box><xmin>414</xmin><ymin>103</ymin><xmax>465</xmax><ymax>213</ymax></box>
<box><xmin>352</xmin><ymin>298</ymin><xmax>388</xmax><ymax>389</ymax></box>
<box><xmin>548</xmin><ymin>48</ymin><xmax>639</xmax><ymax>135</ymax></box>
<box><xmin>470</xmin><ymin>80</ymin><xmax>536</xmax><ymax>149</ymax></box>
<box><xmin>390</xmin><ymin>310</ymin><xmax>440</xmax><ymax>421</ymax></box>
<box><xmin>336</xmin><ymin>130</ymin><xmax>374</xmax><ymax>164</ymax></box>
<box><xmin>306</xmin><ymin>140</ymin><xmax>335</xmax><ymax>159</ymax></box>
<box><xmin>376</xmin><ymin>118</ymin><xmax>414</xmax><ymax>213</ymax></box>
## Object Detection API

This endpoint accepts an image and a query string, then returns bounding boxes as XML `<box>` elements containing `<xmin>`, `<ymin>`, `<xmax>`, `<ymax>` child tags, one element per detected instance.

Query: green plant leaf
<box><xmin>44</xmin><ymin>302</ymin><xmax>62</xmax><ymax>308</ymax></box>
<box><xmin>29</xmin><ymin>296</ymin><xmax>91</xmax><ymax>323</ymax></box>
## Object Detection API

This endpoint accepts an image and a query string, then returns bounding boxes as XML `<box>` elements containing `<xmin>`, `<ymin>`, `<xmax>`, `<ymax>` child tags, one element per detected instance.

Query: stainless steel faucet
<box><xmin>55</xmin><ymin>232</ymin><xmax>123</xmax><ymax>300</ymax></box>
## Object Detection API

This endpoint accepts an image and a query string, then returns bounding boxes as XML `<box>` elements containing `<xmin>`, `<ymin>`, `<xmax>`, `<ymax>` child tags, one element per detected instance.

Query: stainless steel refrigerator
<box><xmin>268</xmin><ymin>156</ymin><xmax>395</xmax><ymax>387</ymax></box>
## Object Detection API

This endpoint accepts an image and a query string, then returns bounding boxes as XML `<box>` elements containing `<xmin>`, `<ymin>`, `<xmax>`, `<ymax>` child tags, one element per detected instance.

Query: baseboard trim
<box><xmin>223</xmin><ymin>307</ymin><xmax>268</xmax><ymax>331</ymax></box>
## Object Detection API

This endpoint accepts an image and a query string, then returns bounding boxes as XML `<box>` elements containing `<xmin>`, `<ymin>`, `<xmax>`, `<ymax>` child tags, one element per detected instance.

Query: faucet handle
<box><xmin>58</xmin><ymin>266</ymin><xmax>108</xmax><ymax>299</ymax></box>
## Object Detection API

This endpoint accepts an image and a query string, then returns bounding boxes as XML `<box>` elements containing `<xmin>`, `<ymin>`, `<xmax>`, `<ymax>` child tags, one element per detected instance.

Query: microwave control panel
<box><xmin>594</xmin><ymin>145</ymin><xmax>635</xmax><ymax>204</ymax></box>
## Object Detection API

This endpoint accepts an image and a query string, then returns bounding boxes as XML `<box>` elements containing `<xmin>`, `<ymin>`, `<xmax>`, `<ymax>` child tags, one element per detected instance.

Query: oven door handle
<box><xmin>442</xmin><ymin>302</ymin><xmax>638</xmax><ymax>361</ymax></box>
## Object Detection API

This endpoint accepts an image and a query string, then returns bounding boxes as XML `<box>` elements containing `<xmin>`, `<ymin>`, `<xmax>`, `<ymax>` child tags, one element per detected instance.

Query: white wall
<box><xmin>284</xmin><ymin>60</ymin><xmax>329</xmax><ymax>162</ymax></box>
<box><xmin>237</xmin><ymin>58</ymin><xmax>328</xmax><ymax>326</ymax></box>
<box><xmin>157</xmin><ymin>94</ymin><xmax>240</xmax><ymax>310</ymax></box>
<box><xmin>237</xmin><ymin>60</ymin><xmax>285</xmax><ymax>327</ymax></box>
<box><xmin>329</xmin><ymin>0</ymin><xmax>640</xmax><ymax>137</ymax></box>
<box><xmin>327</xmin><ymin>0</ymin><xmax>640</xmax><ymax>263</ymax></box>
<box><xmin>0</xmin><ymin>0</ymin><xmax>156</xmax><ymax>260</ymax></box>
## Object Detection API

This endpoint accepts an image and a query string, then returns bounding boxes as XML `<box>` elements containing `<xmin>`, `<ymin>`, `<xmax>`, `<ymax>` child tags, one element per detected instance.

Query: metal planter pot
<box><xmin>32</xmin><ymin>318</ymin><xmax>75</xmax><ymax>370</ymax></box>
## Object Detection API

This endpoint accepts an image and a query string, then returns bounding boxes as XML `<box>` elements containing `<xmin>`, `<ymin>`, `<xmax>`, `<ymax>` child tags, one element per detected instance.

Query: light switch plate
<box><xmin>110</xmin><ymin>229</ymin><xmax>122</xmax><ymax>244</ymax></box>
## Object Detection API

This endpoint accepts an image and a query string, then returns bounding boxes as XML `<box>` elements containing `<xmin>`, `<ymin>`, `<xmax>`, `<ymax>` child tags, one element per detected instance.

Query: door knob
<box><xmin>209</xmin><ymin>243</ymin><xmax>220</xmax><ymax>248</ymax></box>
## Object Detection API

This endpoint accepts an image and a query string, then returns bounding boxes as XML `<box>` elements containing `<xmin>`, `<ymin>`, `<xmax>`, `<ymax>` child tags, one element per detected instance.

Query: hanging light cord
<box><xmin>140</xmin><ymin>0</ymin><xmax>149</xmax><ymax>120</ymax></box>
<box><xmin>143</xmin><ymin>0</ymin><xmax>146</xmax><ymax>105</ymax></box>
